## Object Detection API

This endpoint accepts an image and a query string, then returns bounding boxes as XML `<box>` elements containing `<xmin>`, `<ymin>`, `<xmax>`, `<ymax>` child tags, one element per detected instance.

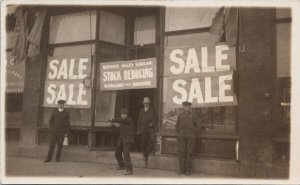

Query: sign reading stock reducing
<box><xmin>165</xmin><ymin>43</ymin><xmax>237</xmax><ymax>107</ymax></box>
<box><xmin>43</xmin><ymin>57</ymin><xmax>92</xmax><ymax>108</ymax></box>
<box><xmin>100</xmin><ymin>58</ymin><xmax>157</xmax><ymax>91</ymax></box>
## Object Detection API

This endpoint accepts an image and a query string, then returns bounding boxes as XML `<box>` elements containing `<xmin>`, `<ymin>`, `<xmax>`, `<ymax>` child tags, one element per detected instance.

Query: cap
<box><xmin>57</xmin><ymin>100</ymin><xmax>66</xmax><ymax>104</ymax></box>
<box><xmin>182</xmin><ymin>101</ymin><xmax>192</xmax><ymax>106</ymax></box>
<box><xmin>120</xmin><ymin>108</ymin><xmax>129</xmax><ymax>114</ymax></box>
<box><xmin>142</xmin><ymin>97</ymin><xmax>150</xmax><ymax>104</ymax></box>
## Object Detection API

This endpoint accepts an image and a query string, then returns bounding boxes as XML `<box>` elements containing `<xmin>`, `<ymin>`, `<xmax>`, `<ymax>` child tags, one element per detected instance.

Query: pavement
<box><xmin>5</xmin><ymin>156</ymin><xmax>217</xmax><ymax>178</ymax></box>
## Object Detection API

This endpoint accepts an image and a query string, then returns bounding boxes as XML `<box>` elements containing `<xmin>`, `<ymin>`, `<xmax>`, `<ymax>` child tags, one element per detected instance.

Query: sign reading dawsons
<box><xmin>100</xmin><ymin>58</ymin><xmax>157</xmax><ymax>91</ymax></box>
<box><xmin>165</xmin><ymin>43</ymin><xmax>237</xmax><ymax>107</ymax></box>
<box><xmin>44</xmin><ymin>57</ymin><xmax>92</xmax><ymax>108</ymax></box>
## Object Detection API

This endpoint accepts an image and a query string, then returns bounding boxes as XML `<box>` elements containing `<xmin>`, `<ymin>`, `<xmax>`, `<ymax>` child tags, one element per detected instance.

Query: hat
<box><xmin>57</xmin><ymin>100</ymin><xmax>66</xmax><ymax>104</ymax></box>
<box><xmin>142</xmin><ymin>97</ymin><xmax>150</xmax><ymax>104</ymax></box>
<box><xmin>120</xmin><ymin>108</ymin><xmax>129</xmax><ymax>114</ymax></box>
<box><xmin>182</xmin><ymin>101</ymin><xmax>192</xmax><ymax>106</ymax></box>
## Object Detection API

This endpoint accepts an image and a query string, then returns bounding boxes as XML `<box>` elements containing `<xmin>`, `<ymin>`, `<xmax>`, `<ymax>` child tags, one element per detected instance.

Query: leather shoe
<box><xmin>185</xmin><ymin>172</ymin><xmax>192</xmax><ymax>176</ymax></box>
<box><xmin>177</xmin><ymin>171</ymin><xmax>184</xmax><ymax>175</ymax></box>
<box><xmin>44</xmin><ymin>159</ymin><xmax>51</xmax><ymax>163</ymax></box>
<box><xmin>116</xmin><ymin>166</ymin><xmax>125</xmax><ymax>170</ymax></box>
<box><xmin>125</xmin><ymin>170</ymin><xmax>133</xmax><ymax>175</ymax></box>
<box><xmin>56</xmin><ymin>159</ymin><xmax>60</xmax><ymax>162</ymax></box>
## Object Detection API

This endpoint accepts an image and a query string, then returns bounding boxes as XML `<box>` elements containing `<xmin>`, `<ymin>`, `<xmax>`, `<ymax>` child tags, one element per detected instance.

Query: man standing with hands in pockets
<box><xmin>137</xmin><ymin>97</ymin><xmax>157</xmax><ymax>167</ymax></box>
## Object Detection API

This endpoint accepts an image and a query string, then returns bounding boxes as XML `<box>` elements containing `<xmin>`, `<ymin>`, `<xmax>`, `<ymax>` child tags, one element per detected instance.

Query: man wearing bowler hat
<box><xmin>44</xmin><ymin>99</ymin><xmax>70</xmax><ymax>163</ymax></box>
<box><xmin>176</xmin><ymin>101</ymin><xmax>197</xmax><ymax>176</ymax></box>
<box><xmin>137</xmin><ymin>97</ymin><xmax>157</xmax><ymax>167</ymax></box>
<box><xmin>109</xmin><ymin>108</ymin><xmax>134</xmax><ymax>175</ymax></box>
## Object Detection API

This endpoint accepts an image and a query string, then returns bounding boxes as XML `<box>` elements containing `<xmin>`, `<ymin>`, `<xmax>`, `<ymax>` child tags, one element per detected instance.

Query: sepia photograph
<box><xmin>1</xmin><ymin>0</ymin><xmax>299</xmax><ymax>184</ymax></box>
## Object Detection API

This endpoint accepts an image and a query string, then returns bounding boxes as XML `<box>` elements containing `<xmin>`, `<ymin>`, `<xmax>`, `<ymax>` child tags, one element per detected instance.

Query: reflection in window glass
<box><xmin>99</xmin><ymin>10</ymin><xmax>125</xmax><ymax>45</ymax></box>
<box><xmin>276</xmin><ymin>23</ymin><xmax>291</xmax><ymax>78</ymax></box>
<box><xmin>94</xmin><ymin>44</ymin><xmax>125</xmax><ymax>127</ymax></box>
<box><xmin>49</xmin><ymin>11</ymin><xmax>96</xmax><ymax>44</ymax></box>
<box><xmin>134</xmin><ymin>15</ymin><xmax>156</xmax><ymax>45</ymax></box>
<box><xmin>165</xmin><ymin>7</ymin><xmax>220</xmax><ymax>31</ymax></box>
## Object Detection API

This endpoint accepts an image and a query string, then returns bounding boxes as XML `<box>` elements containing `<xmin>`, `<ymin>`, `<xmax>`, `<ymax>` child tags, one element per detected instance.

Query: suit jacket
<box><xmin>49</xmin><ymin>108</ymin><xmax>70</xmax><ymax>136</ymax></box>
<box><xmin>137</xmin><ymin>107</ymin><xmax>157</xmax><ymax>132</ymax></box>
<box><xmin>112</xmin><ymin>117</ymin><xmax>134</xmax><ymax>144</ymax></box>
<box><xmin>175</xmin><ymin>111</ymin><xmax>197</xmax><ymax>138</ymax></box>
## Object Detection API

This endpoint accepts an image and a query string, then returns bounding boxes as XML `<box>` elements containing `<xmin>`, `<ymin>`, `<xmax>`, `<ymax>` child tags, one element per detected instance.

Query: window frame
<box><xmin>157</xmin><ymin>7</ymin><xmax>239</xmax><ymax>159</ymax></box>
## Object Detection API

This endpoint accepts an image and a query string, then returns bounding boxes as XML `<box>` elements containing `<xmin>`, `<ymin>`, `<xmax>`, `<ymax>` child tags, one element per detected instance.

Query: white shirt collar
<box><xmin>144</xmin><ymin>107</ymin><xmax>149</xmax><ymax>111</ymax></box>
<box><xmin>58</xmin><ymin>108</ymin><xmax>64</xmax><ymax>112</ymax></box>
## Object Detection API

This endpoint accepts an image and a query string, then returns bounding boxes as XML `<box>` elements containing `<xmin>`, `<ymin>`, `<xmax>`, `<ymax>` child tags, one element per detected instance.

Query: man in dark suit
<box><xmin>110</xmin><ymin>108</ymin><xmax>134</xmax><ymax>175</ymax></box>
<box><xmin>137</xmin><ymin>97</ymin><xmax>157</xmax><ymax>167</ymax></box>
<box><xmin>176</xmin><ymin>101</ymin><xmax>197</xmax><ymax>176</ymax></box>
<box><xmin>44</xmin><ymin>99</ymin><xmax>70</xmax><ymax>163</ymax></box>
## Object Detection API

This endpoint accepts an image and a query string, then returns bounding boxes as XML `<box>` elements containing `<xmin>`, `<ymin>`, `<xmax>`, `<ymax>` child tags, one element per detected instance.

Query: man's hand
<box><xmin>137</xmin><ymin>130</ymin><xmax>141</xmax><ymax>135</ymax></box>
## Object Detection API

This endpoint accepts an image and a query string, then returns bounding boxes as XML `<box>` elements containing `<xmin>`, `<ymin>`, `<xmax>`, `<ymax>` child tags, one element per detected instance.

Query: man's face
<box><xmin>183</xmin><ymin>105</ymin><xmax>191</xmax><ymax>112</ymax></box>
<box><xmin>58</xmin><ymin>103</ymin><xmax>64</xmax><ymax>109</ymax></box>
<box><xmin>143</xmin><ymin>103</ymin><xmax>150</xmax><ymax>108</ymax></box>
<box><xmin>121</xmin><ymin>113</ymin><xmax>128</xmax><ymax>118</ymax></box>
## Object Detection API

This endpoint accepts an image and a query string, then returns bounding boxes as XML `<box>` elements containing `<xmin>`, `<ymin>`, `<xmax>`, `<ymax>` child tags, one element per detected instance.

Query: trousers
<box><xmin>46</xmin><ymin>133</ymin><xmax>65</xmax><ymax>161</ymax></box>
<box><xmin>178</xmin><ymin>136</ymin><xmax>195</xmax><ymax>173</ymax></box>
<box><xmin>141</xmin><ymin>128</ymin><xmax>155</xmax><ymax>159</ymax></box>
<box><xmin>115</xmin><ymin>137</ymin><xmax>132</xmax><ymax>170</ymax></box>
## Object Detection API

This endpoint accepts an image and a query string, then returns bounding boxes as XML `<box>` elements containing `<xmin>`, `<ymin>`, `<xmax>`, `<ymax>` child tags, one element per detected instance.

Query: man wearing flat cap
<box><xmin>137</xmin><ymin>97</ymin><xmax>157</xmax><ymax>167</ymax></box>
<box><xmin>176</xmin><ymin>101</ymin><xmax>197</xmax><ymax>176</ymax></box>
<box><xmin>44</xmin><ymin>99</ymin><xmax>70</xmax><ymax>163</ymax></box>
<box><xmin>109</xmin><ymin>108</ymin><xmax>134</xmax><ymax>175</ymax></box>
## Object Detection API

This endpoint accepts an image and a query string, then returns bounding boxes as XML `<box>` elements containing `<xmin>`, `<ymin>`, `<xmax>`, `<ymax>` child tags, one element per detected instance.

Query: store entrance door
<box><xmin>128</xmin><ymin>88</ymin><xmax>155</xmax><ymax>152</ymax></box>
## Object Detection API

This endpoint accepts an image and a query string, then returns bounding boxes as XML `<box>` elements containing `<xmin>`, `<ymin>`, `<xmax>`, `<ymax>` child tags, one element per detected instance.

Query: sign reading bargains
<box><xmin>100</xmin><ymin>58</ymin><xmax>157</xmax><ymax>91</ymax></box>
<box><xmin>164</xmin><ymin>43</ymin><xmax>237</xmax><ymax>107</ymax></box>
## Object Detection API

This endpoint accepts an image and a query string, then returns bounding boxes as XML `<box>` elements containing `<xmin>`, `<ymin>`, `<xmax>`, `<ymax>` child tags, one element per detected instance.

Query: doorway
<box><xmin>128</xmin><ymin>88</ymin><xmax>155</xmax><ymax>151</ymax></box>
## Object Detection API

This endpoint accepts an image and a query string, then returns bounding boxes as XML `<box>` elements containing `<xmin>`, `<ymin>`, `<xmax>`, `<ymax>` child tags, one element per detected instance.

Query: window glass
<box><xmin>99</xmin><ymin>10</ymin><xmax>126</xmax><ymax>45</ymax></box>
<box><xmin>95</xmin><ymin>43</ymin><xmax>126</xmax><ymax>127</ymax></box>
<box><xmin>165</xmin><ymin>7</ymin><xmax>220</xmax><ymax>31</ymax></box>
<box><xmin>276</xmin><ymin>22</ymin><xmax>291</xmax><ymax>78</ymax></box>
<box><xmin>42</xmin><ymin>44</ymin><xmax>95</xmax><ymax>127</ymax></box>
<box><xmin>49</xmin><ymin>11</ymin><xmax>96</xmax><ymax>44</ymax></box>
<box><xmin>134</xmin><ymin>15</ymin><xmax>156</xmax><ymax>45</ymax></box>
<box><xmin>5</xmin><ymin>93</ymin><xmax>23</xmax><ymax>112</ymax></box>
<box><xmin>162</xmin><ymin>32</ymin><xmax>236</xmax><ymax>135</ymax></box>
<box><xmin>165</xmin><ymin>32</ymin><xmax>219</xmax><ymax>48</ymax></box>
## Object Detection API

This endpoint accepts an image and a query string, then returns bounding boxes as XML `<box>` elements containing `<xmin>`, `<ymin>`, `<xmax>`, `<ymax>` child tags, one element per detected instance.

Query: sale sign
<box><xmin>43</xmin><ymin>57</ymin><xmax>92</xmax><ymax>108</ymax></box>
<box><xmin>165</xmin><ymin>43</ymin><xmax>237</xmax><ymax>107</ymax></box>
<box><xmin>100</xmin><ymin>58</ymin><xmax>157</xmax><ymax>91</ymax></box>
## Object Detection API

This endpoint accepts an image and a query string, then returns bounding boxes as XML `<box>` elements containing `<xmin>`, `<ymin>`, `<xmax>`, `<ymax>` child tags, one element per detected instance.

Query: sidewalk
<box><xmin>5</xmin><ymin>156</ymin><xmax>217</xmax><ymax>178</ymax></box>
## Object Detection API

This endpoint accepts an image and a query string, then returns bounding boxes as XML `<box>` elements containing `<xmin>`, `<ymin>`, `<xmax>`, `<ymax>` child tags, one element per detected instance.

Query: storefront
<box><xmin>5</xmin><ymin>5</ymin><xmax>291</xmax><ymax>178</ymax></box>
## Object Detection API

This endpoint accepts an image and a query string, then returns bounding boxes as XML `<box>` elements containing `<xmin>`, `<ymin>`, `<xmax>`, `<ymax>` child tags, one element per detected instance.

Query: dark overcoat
<box><xmin>49</xmin><ymin>109</ymin><xmax>70</xmax><ymax>136</ymax></box>
<box><xmin>112</xmin><ymin>117</ymin><xmax>134</xmax><ymax>144</ymax></box>
<box><xmin>137</xmin><ymin>107</ymin><xmax>157</xmax><ymax>132</ymax></box>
